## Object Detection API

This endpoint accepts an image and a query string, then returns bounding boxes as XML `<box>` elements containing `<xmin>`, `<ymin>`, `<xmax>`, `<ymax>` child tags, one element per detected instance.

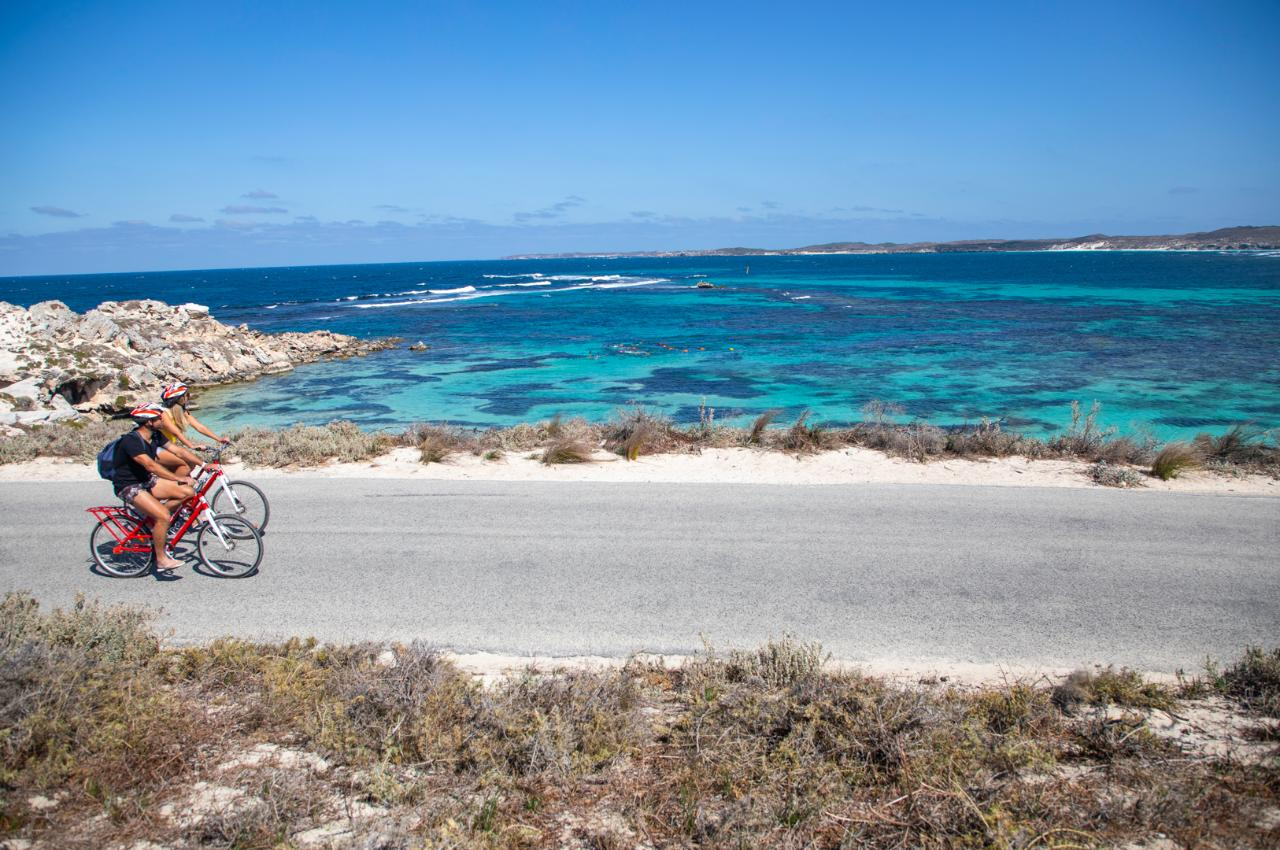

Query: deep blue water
<box><xmin>3</xmin><ymin>252</ymin><xmax>1279</xmax><ymax>439</ymax></box>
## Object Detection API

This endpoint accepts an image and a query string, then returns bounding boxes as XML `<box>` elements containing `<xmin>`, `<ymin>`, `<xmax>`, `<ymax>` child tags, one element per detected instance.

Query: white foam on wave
<box><xmin>351</xmin><ymin>276</ymin><xmax>667</xmax><ymax>308</ymax></box>
<box><xmin>354</xmin><ymin>288</ymin><xmax>520</xmax><ymax>309</ymax></box>
<box><xmin>482</xmin><ymin>272</ymin><xmax>545</xmax><ymax>279</ymax></box>
<box><xmin>591</xmin><ymin>278</ymin><xmax>664</xmax><ymax>289</ymax></box>
<box><xmin>792</xmin><ymin>295</ymin><xmax>812</xmax><ymax>300</ymax></box>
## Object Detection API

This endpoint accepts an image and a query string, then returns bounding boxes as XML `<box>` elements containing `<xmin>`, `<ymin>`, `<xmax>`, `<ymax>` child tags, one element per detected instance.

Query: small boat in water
<box><xmin>695</xmin><ymin>280</ymin><xmax>716</xmax><ymax>289</ymax></box>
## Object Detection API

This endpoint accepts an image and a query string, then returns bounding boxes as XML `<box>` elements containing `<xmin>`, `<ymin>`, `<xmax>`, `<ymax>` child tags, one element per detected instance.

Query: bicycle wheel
<box><xmin>210</xmin><ymin>480</ymin><xmax>270</xmax><ymax>532</ymax></box>
<box><xmin>90</xmin><ymin>517</ymin><xmax>154</xmax><ymax>578</ymax></box>
<box><xmin>197</xmin><ymin>513</ymin><xmax>263</xmax><ymax>578</ymax></box>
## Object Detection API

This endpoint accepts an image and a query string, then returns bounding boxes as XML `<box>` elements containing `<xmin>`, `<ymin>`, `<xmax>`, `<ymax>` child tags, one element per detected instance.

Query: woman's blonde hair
<box><xmin>169</xmin><ymin>401</ymin><xmax>190</xmax><ymax>434</ymax></box>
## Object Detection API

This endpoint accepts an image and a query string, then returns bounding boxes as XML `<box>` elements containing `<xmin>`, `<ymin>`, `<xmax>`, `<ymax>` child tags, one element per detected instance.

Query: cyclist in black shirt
<box><xmin>115</xmin><ymin>403</ymin><xmax>196</xmax><ymax>570</ymax></box>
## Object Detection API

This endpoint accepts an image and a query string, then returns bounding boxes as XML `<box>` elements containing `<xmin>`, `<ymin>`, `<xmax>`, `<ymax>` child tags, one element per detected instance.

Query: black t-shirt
<box><xmin>113</xmin><ymin>429</ymin><xmax>159</xmax><ymax>493</ymax></box>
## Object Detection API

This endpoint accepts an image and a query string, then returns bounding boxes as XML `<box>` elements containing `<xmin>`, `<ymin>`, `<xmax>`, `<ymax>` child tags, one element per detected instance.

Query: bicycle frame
<box><xmin>193</xmin><ymin>445</ymin><xmax>248</xmax><ymax>516</ymax></box>
<box><xmin>86</xmin><ymin>470</ymin><xmax>232</xmax><ymax>556</ymax></box>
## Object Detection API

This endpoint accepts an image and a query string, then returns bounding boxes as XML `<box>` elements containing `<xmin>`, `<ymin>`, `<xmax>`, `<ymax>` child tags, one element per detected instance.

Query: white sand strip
<box><xmin>2</xmin><ymin>446</ymin><xmax>1276</xmax><ymax>495</ymax></box>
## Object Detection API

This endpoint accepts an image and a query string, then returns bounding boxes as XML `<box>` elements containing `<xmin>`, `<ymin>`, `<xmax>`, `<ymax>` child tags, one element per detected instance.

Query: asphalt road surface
<box><xmin>3</xmin><ymin>479</ymin><xmax>1277</xmax><ymax>671</ymax></box>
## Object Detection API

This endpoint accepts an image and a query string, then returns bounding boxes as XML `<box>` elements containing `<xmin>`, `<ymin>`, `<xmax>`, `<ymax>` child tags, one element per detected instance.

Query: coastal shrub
<box><xmin>1052</xmin><ymin>667</ymin><xmax>1174</xmax><ymax>712</ymax></box>
<box><xmin>1151</xmin><ymin>442</ymin><xmax>1202</xmax><ymax>480</ymax></box>
<box><xmin>1194</xmin><ymin>424</ymin><xmax>1280</xmax><ymax>475</ymax></box>
<box><xmin>1088</xmin><ymin>460</ymin><xmax>1146</xmax><ymax>488</ymax></box>
<box><xmin>778</xmin><ymin>410</ymin><xmax>837</xmax><ymax>454</ymax></box>
<box><xmin>1048</xmin><ymin>400</ymin><xmax>1116</xmax><ymax>458</ymax></box>
<box><xmin>412</xmin><ymin>425</ymin><xmax>466</xmax><ymax>464</ymax></box>
<box><xmin>1221</xmin><ymin>646</ymin><xmax>1280</xmax><ymax>716</ymax></box>
<box><xmin>602</xmin><ymin>407</ymin><xmax>680</xmax><ymax>459</ymax></box>
<box><xmin>0</xmin><ymin>418</ymin><xmax>128</xmax><ymax>464</ymax></box>
<box><xmin>7</xmin><ymin>595</ymin><xmax>1278</xmax><ymax>850</ymax></box>
<box><xmin>860</xmin><ymin>398</ymin><xmax>905</xmax><ymax>427</ymax></box>
<box><xmin>229</xmin><ymin>420</ymin><xmax>393</xmax><ymax>466</ymax></box>
<box><xmin>483</xmin><ymin>667</ymin><xmax>643</xmax><ymax>778</ymax></box>
<box><xmin>0</xmin><ymin>594</ymin><xmax>199</xmax><ymax>798</ymax></box>
<box><xmin>692</xmin><ymin>398</ymin><xmax>727</xmax><ymax>443</ymax></box>
<box><xmin>899</xmin><ymin>421</ymin><xmax>946</xmax><ymax>462</ymax></box>
<box><xmin>540</xmin><ymin>438</ymin><xmax>596</xmax><ymax>465</ymax></box>
<box><xmin>849</xmin><ymin>419</ymin><xmax>946</xmax><ymax>462</ymax></box>
<box><xmin>689</xmin><ymin>637</ymin><xmax>829</xmax><ymax>689</ymax></box>
<box><xmin>484</xmin><ymin>414</ymin><xmax>600</xmax><ymax>452</ymax></box>
<box><xmin>484</xmin><ymin>422</ymin><xmax>547</xmax><ymax>451</ymax></box>
<box><xmin>1092</xmin><ymin>435</ymin><xmax>1152</xmax><ymax>465</ymax></box>
<box><xmin>943</xmin><ymin>419</ymin><xmax>1031</xmax><ymax>457</ymax></box>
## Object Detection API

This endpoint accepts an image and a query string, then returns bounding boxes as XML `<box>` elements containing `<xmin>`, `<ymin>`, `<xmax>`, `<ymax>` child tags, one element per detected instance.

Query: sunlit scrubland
<box><xmin>2</xmin><ymin>594</ymin><xmax>1278</xmax><ymax>849</ymax></box>
<box><xmin>4</xmin><ymin>401</ymin><xmax>1279</xmax><ymax>483</ymax></box>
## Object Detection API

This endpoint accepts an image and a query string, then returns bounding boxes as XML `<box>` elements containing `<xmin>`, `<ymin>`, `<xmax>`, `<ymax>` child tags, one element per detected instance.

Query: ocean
<box><xmin>3</xmin><ymin>252</ymin><xmax>1279</xmax><ymax>440</ymax></box>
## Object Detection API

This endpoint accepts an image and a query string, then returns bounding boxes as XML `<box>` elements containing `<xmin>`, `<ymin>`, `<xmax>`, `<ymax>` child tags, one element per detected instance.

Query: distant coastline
<box><xmin>505</xmin><ymin>224</ymin><xmax>1280</xmax><ymax>260</ymax></box>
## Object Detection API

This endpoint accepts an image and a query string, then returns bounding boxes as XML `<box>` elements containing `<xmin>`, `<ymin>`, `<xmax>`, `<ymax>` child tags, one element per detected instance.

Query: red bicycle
<box><xmin>87</xmin><ymin>462</ymin><xmax>264</xmax><ymax>578</ymax></box>
<box><xmin>193</xmin><ymin>443</ymin><xmax>270</xmax><ymax>531</ymax></box>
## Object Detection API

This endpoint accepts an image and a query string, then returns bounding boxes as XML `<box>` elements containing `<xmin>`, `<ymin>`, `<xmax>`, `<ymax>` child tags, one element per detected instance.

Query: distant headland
<box><xmin>505</xmin><ymin>225</ymin><xmax>1280</xmax><ymax>260</ymax></box>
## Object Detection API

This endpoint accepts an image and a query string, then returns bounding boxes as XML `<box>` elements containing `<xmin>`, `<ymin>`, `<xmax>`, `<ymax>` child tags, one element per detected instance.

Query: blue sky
<box><xmin>2</xmin><ymin>0</ymin><xmax>1278</xmax><ymax>274</ymax></box>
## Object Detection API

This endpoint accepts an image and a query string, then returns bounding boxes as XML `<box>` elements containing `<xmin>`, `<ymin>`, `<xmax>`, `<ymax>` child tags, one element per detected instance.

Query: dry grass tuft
<box><xmin>1151</xmin><ymin>441</ymin><xmax>1202</xmax><ymax>480</ymax></box>
<box><xmin>540</xmin><ymin>438</ymin><xmax>596</xmax><ymax>465</ymax></box>
<box><xmin>746</xmin><ymin>409</ymin><xmax>780</xmax><ymax>445</ymax></box>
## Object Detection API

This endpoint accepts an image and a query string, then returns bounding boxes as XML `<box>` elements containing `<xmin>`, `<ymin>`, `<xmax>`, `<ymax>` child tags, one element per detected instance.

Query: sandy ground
<box><xmin>3</xmin><ymin>446</ymin><xmax>1276</xmax><ymax>495</ymax></box>
<box><xmin>443</xmin><ymin>650</ymin><xmax>1146</xmax><ymax>688</ymax></box>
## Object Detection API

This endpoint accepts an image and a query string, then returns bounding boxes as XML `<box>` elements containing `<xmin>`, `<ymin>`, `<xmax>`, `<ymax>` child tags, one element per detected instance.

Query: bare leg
<box><xmin>130</xmin><ymin>490</ymin><xmax>181</xmax><ymax>569</ymax></box>
<box><xmin>157</xmin><ymin>448</ymin><xmax>191</xmax><ymax>479</ymax></box>
<box><xmin>155</xmin><ymin>451</ymin><xmax>195</xmax><ymax>508</ymax></box>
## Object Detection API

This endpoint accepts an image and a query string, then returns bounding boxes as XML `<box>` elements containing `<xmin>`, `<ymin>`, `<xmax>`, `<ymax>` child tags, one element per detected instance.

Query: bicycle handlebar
<box><xmin>196</xmin><ymin>442</ymin><xmax>233</xmax><ymax>463</ymax></box>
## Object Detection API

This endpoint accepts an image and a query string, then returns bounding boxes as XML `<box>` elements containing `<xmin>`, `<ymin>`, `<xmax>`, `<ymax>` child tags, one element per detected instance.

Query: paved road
<box><xmin>2</xmin><ymin>479</ymin><xmax>1277</xmax><ymax>671</ymax></box>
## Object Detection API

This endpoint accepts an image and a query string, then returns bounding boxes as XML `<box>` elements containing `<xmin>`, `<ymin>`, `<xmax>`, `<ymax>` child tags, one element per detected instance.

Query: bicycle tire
<box><xmin>90</xmin><ymin>517</ymin><xmax>154</xmax><ymax>578</ymax></box>
<box><xmin>197</xmin><ymin>513</ymin><xmax>263</xmax><ymax>578</ymax></box>
<box><xmin>210</xmin><ymin>480</ymin><xmax>270</xmax><ymax>532</ymax></box>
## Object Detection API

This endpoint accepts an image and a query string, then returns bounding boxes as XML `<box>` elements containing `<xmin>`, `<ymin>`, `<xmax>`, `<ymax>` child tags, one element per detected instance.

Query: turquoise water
<box><xmin>4</xmin><ymin>252</ymin><xmax>1279</xmax><ymax>438</ymax></box>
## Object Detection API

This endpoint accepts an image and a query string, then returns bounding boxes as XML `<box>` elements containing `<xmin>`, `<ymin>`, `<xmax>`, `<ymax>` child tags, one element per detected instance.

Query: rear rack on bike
<box><xmin>86</xmin><ymin>506</ymin><xmax>148</xmax><ymax>547</ymax></box>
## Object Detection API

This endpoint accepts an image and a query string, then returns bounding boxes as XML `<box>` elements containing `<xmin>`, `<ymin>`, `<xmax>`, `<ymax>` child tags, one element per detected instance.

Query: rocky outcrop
<box><xmin>0</xmin><ymin>299</ymin><xmax>398</xmax><ymax>426</ymax></box>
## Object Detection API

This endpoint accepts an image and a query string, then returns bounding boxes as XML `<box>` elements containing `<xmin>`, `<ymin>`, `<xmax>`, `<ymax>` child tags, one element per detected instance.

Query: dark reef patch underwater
<box><xmin>4</xmin><ymin>251</ymin><xmax>1278</xmax><ymax>439</ymax></box>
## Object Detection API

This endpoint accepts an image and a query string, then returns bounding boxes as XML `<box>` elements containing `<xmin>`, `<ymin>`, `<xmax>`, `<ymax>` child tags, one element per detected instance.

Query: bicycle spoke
<box><xmin>90</xmin><ymin>517</ymin><xmax>153</xmax><ymax>578</ymax></box>
<box><xmin>210</xmin><ymin>480</ymin><xmax>270</xmax><ymax>531</ymax></box>
<box><xmin>197</xmin><ymin>514</ymin><xmax>263</xmax><ymax>578</ymax></box>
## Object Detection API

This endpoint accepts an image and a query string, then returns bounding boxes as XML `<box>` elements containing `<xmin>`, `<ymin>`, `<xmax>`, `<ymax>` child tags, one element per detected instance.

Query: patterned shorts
<box><xmin>118</xmin><ymin>475</ymin><xmax>158</xmax><ymax>506</ymax></box>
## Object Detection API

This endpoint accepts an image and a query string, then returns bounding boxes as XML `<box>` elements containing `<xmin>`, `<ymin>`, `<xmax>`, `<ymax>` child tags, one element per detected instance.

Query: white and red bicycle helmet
<box><xmin>129</xmin><ymin>402</ymin><xmax>166</xmax><ymax>425</ymax></box>
<box><xmin>160</xmin><ymin>382</ymin><xmax>189</xmax><ymax>406</ymax></box>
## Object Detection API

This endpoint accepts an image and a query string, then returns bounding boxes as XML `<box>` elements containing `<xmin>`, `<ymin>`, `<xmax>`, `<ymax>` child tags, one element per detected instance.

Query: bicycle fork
<box><xmin>202</xmin><ymin>510</ymin><xmax>237</xmax><ymax>552</ymax></box>
<box><xmin>213</xmin><ymin>475</ymin><xmax>246</xmax><ymax>515</ymax></box>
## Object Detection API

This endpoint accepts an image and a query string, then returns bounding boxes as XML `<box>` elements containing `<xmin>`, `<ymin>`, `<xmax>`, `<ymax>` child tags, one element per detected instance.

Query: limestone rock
<box><xmin>0</xmin><ymin>299</ymin><xmax>399</xmax><ymax>423</ymax></box>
